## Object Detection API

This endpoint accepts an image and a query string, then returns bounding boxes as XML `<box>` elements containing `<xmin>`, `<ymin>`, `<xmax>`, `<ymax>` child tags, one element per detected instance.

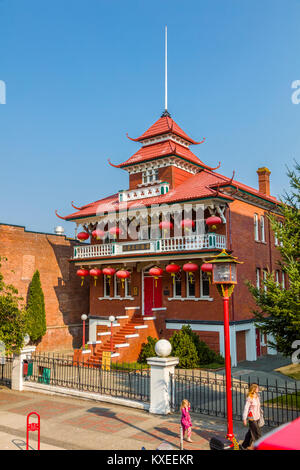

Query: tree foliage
<box><xmin>138</xmin><ymin>336</ymin><xmax>158</xmax><ymax>363</ymax></box>
<box><xmin>169</xmin><ymin>327</ymin><xmax>199</xmax><ymax>368</ymax></box>
<box><xmin>26</xmin><ymin>270</ymin><xmax>46</xmax><ymax>342</ymax></box>
<box><xmin>0</xmin><ymin>256</ymin><xmax>26</xmax><ymax>354</ymax></box>
<box><xmin>247</xmin><ymin>162</ymin><xmax>300</xmax><ymax>356</ymax></box>
<box><xmin>181</xmin><ymin>325</ymin><xmax>224</xmax><ymax>365</ymax></box>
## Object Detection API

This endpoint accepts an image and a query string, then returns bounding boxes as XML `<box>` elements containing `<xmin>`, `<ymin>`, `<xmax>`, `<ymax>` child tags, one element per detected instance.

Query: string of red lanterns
<box><xmin>182</xmin><ymin>262</ymin><xmax>198</xmax><ymax>284</ymax></box>
<box><xmin>116</xmin><ymin>269</ymin><xmax>131</xmax><ymax>287</ymax></box>
<box><xmin>149</xmin><ymin>266</ymin><xmax>163</xmax><ymax>288</ymax></box>
<box><xmin>165</xmin><ymin>263</ymin><xmax>181</xmax><ymax>284</ymax></box>
<box><xmin>76</xmin><ymin>268</ymin><xmax>89</xmax><ymax>286</ymax></box>
<box><xmin>77</xmin><ymin>232</ymin><xmax>89</xmax><ymax>242</ymax></box>
<box><xmin>206</xmin><ymin>216</ymin><xmax>222</xmax><ymax>231</ymax></box>
<box><xmin>89</xmin><ymin>268</ymin><xmax>102</xmax><ymax>286</ymax></box>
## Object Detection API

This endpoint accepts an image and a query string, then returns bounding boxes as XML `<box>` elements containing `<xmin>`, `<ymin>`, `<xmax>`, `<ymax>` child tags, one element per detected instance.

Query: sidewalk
<box><xmin>0</xmin><ymin>386</ymin><xmax>262</xmax><ymax>451</ymax></box>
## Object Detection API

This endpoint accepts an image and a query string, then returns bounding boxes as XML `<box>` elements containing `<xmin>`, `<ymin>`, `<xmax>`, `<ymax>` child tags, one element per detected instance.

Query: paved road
<box><xmin>217</xmin><ymin>354</ymin><xmax>299</xmax><ymax>385</ymax></box>
<box><xmin>0</xmin><ymin>386</ymin><xmax>254</xmax><ymax>451</ymax></box>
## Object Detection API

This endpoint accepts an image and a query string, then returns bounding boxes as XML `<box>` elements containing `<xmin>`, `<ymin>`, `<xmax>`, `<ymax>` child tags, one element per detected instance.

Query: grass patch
<box><xmin>275</xmin><ymin>363</ymin><xmax>300</xmax><ymax>381</ymax></box>
<box><xmin>265</xmin><ymin>393</ymin><xmax>300</xmax><ymax>410</ymax></box>
<box><xmin>198</xmin><ymin>363</ymin><xmax>225</xmax><ymax>370</ymax></box>
<box><xmin>111</xmin><ymin>361</ymin><xmax>150</xmax><ymax>371</ymax></box>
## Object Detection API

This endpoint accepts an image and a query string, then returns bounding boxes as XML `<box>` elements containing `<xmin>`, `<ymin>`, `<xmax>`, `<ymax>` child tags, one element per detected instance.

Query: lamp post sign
<box><xmin>202</xmin><ymin>249</ymin><xmax>243</xmax><ymax>443</ymax></box>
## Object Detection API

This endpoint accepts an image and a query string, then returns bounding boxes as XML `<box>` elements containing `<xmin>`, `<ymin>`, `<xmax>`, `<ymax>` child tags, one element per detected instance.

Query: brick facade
<box><xmin>0</xmin><ymin>224</ymin><xmax>89</xmax><ymax>352</ymax></box>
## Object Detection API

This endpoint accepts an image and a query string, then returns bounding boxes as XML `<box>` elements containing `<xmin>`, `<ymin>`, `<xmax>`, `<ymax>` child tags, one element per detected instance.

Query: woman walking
<box><xmin>180</xmin><ymin>399</ymin><xmax>193</xmax><ymax>442</ymax></box>
<box><xmin>241</xmin><ymin>383</ymin><xmax>263</xmax><ymax>450</ymax></box>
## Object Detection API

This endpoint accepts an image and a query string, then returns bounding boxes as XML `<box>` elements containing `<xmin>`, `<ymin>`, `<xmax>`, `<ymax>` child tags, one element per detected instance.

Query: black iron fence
<box><xmin>170</xmin><ymin>369</ymin><xmax>300</xmax><ymax>428</ymax></box>
<box><xmin>0</xmin><ymin>356</ymin><xmax>13</xmax><ymax>387</ymax></box>
<box><xmin>26</xmin><ymin>353</ymin><xmax>150</xmax><ymax>403</ymax></box>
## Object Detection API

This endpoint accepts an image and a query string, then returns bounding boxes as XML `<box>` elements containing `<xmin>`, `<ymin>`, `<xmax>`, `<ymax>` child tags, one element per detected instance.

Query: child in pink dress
<box><xmin>180</xmin><ymin>399</ymin><xmax>192</xmax><ymax>442</ymax></box>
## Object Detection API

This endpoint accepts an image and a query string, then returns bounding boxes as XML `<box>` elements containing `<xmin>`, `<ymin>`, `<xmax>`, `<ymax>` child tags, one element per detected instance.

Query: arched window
<box><xmin>254</xmin><ymin>214</ymin><xmax>259</xmax><ymax>241</ymax></box>
<box><xmin>173</xmin><ymin>271</ymin><xmax>182</xmax><ymax>298</ymax></box>
<box><xmin>260</xmin><ymin>216</ymin><xmax>265</xmax><ymax>242</ymax></box>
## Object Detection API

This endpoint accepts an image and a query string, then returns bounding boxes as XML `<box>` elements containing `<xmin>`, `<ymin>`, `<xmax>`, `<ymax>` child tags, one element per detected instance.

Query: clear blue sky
<box><xmin>1</xmin><ymin>0</ymin><xmax>300</xmax><ymax>237</ymax></box>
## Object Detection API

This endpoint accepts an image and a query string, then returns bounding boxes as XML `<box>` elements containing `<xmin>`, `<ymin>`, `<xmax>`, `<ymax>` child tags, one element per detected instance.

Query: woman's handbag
<box><xmin>258</xmin><ymin>409</ymin><xmax>265</xmax><ymax>428</ymax></box>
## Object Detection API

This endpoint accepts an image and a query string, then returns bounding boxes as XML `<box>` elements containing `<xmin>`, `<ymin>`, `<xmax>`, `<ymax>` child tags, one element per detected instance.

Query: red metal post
<box><xmin>110</xmin><ymin>321</ymin><xmax>113</xmax><ymax>353</ymax></box>
<box><xmin>26</xmin><ymin>412</ymin><xmax>40</xmax><ymax>450</ymax></box>
<box><xmin>223</xmin><ymin>289</ymin><xmax>234</xmax><ymax>440</ymax></box>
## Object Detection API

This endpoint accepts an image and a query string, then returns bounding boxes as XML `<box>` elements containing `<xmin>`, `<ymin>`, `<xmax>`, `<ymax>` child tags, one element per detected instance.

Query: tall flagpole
<box><xmin>165</xmin><ymin>25</ymin><xmax>168</xmax><ymax>113</ymax></box>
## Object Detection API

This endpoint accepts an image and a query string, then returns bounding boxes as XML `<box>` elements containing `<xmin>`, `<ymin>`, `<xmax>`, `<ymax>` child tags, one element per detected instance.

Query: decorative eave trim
<box><xmin>64</xmin><ymin>195</ymin><xmax>233</xmax><ymax>224</ymax></box>
<box><xmin>69</xmin><ymin>249</ymin><xmax>224</xmax><ymax>264</ymax></box>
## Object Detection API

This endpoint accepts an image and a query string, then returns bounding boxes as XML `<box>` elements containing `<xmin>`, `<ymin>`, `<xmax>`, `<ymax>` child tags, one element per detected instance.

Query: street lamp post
<box><xmin>81</xmin><ymin>314</ymin><xmax>88</xmax><ymax>349</ymax></box>
<box><xmin>108</xmin><ymin>315</ymin><xmax>115</xmax><ymax>354</ymax></box>
<box><xmin>202</xmin><ymin>249</ymin><xmax>243</xmax><ymax>442</ymax></box>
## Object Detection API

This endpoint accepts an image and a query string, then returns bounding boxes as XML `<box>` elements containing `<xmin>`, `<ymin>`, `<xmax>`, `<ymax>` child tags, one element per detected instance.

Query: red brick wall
<box><xmin>229</xmin><ymin>200</ymin><xmax>282</xmax><ymax>321</ymax></box>
<box><xmin>129</xmin><ymin>173</ymin><xmax>143</xmax><ymax>189</ymax></box>
<box><xmin>158</xmin><ymin>166</ymin><xmax>193</xmax><ymax>189</ymax></box>
<box><xmin>0</xmin><ymin>224</ymin><xmax>89</xmax><ymax>352</ymax></box>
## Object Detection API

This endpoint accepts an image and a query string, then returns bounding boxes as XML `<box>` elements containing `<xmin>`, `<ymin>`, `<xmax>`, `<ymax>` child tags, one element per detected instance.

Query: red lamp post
<box><xmin>206</xmin><ymin>250</ymin><xmax>243</xmax><ymax>442</ymax></box>
<box><xmin>81</xmin><ymin>314</ymin><xmax>88</xmax><ymax>349</ymax></box>
<box><xmin>109</xmin><ymin>315</ymin><xmax>115</xmax><ymax>354</ymax></box>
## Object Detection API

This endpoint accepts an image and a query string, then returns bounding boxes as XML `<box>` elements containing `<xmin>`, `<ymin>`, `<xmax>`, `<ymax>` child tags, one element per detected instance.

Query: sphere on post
<box><xmin>155</xmin><ymin>339</ymin><xmax>172</xmax><ymax>358</ymax></box>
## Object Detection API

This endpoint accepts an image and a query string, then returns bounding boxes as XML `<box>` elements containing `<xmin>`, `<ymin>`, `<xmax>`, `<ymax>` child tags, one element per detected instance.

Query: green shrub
<box><xmin>181</xmin><ymin>325</ymin><xmax>225</xmax><ymax>366</ymax></box>
<box><xmin>26</xmin><ymin>270</ymin><xmax>46</xmax><ymax>343</ymax></box>
<box><xmin>138</xmin><ymin>336</ymin><xmax>158</xmax><ymax>364</ymax></box>
<box><xmin>170</xmin><ymin>329</ymin><xmax>198</xmax><ymax>369</ymax></box>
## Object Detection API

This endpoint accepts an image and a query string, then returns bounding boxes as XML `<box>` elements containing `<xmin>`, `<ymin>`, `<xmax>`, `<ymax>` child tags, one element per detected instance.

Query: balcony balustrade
<box><xmin>73</xmin><ymin>233</ymin><xmax>226</xmax><ymax>260</ymax></box>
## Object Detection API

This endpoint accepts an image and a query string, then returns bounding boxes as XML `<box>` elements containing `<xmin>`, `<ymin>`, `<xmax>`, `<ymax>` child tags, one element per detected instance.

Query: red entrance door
<box><xmin>256</xmin><ymin>329</ymin><xmax>261</xmax><ymax>357</ymax></box>
<box><xmin>144</xmin><ymin>276</ymin><xmax>162</xmax><ymax>315</ymax></box>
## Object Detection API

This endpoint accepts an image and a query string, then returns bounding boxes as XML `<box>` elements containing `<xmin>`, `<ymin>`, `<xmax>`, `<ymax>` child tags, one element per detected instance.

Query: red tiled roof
<box><xmin>118</xmin><ymin>140</ymin><xmax>209</xmax><ymax>168</ymax></box>
<box><xmin>127</xmin><ymin>115</ymin><xmax>203</xmax><ymax>145</ymax></box>
<box><xmin>63</xmin><ymin>168</ymin><xmax>279</xmax><ymax>222</ymax></box>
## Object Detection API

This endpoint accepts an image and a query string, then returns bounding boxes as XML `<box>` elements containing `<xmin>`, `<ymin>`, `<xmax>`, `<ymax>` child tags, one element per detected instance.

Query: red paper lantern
<box><xmin>201</xmin><ymin>263</ymin><xmax>213</xmax><ymax>273</ymax></box>
<box><xmin>109</xmin><ymin>227</ymin><xmax>122</xmax><ymax>238</ymax></box>
<box><xmin>166</xmin><ymin>263</ymin><xmax>181</xmax><ymax>284</ymax></box>
<box><xmin>92</xmin><ymin>229</ymin><xmax>105</xmax><ymax>240</ymax></box>
<box><xmin>77</xmin><ymin>231</ymin><xmax>89</xmax><ymax>242</ymax></box>
<box><xmin>89</xmin><ymin>268</ymin><xmax>102</xmax><ymax>286</ymax></box>
<box><xmin>206</xmin><ymin>216</ymin><xmax>222</xmax><ymax>231</ymax></box>
<box><xmin>76</xmin><ymin>268</ymin><xmax>89</xmax><ymax>286</ymax></box>
<box><xmin>149</xmin><ymin>266</ymin><xmax>163</xmax><ymax>288</ymax></box>
<box><xmin>116</xmin><ymin>269</ymin><xmax>130</xmax><ymax>287</ymax></box>
<box><xmin>159</xmin><ymin>221</ymin><xmax>173</xmax><ymax>237</ymax></box>
<box><xmin>180</xmin><ymin>219</ymin><xmax>195</xmax><ymax>232</ymax></box>
<box><xmin>102</xmin><ymin>267</ymin><xmax>116</xmax><ymax>285</ymax></box>
<box><xmin>183</xmin><ymin>262</ymin><xmax>198</xmax><ymax>284</ymax></box>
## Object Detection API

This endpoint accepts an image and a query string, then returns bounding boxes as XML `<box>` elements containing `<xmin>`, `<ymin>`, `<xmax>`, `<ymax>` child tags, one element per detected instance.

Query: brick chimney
<box><xmin>257</xmin><ymin>167</ymin><xmax>271</xmax><ymax>196</ymax></box>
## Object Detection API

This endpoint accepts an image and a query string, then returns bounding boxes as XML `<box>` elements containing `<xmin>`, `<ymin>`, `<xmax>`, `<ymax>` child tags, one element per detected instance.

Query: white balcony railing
<box><xmin>73</xmin><ymin>233</ymin><xmax>226</xmax><ymax>260</ymax></box>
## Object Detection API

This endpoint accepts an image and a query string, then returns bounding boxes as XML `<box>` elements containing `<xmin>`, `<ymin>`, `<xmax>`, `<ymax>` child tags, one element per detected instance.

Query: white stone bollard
<box><xmin>11</xmin><ymin>346</ymin><xmax>36</xmax><ymax>391</ymax></box>
<box><xmin>147</xmin><ymin>339</ymin><xmax>179</xmax><ymax>415</ymax></box>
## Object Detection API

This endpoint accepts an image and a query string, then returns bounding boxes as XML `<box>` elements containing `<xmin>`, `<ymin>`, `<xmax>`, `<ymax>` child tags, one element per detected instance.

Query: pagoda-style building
<box><xmin>58</xmin><ymin>110</ymin><xmax>282</xmax><ymax>366</ymax></box>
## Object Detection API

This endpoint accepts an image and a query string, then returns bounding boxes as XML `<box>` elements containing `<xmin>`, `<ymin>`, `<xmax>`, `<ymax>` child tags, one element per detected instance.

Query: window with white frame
<box><xmin>114</xmin><ymin>275</ymin><xmax>121</xmax><ymax>298</ymax></box>
<box><xmin>275</xmin><ymin>270</ymin><xmax>280</xmax><ymax>286</ymax></box>
<box><xmin>263</xmin><ymin>270</ymin><xmax>268</xmax><ymax>291</ymax></box>
<box><xmin>281</xmin><ymin>271</ymin><xmax>285</xmax><ymax>289</ymax></box>
<box><xmin>173</xmin><ymin>272</ymin><xmax>182</xmax><ymax>298</ymax></box>
<box><xmin>200</xmin><ymin>271</ymin><xmax>210</xmax><ymax>297</ymax></box>
<box><xmin>254</xmin><ymin>214</ymin><xmax>259</xmax><ymax>241</ymax></box>
<box><xmin>125</xmin><ymin>276</ymin><xmax>131</xmax><ymax>297</ymax></box>
<box><xmin>256</xmin><ymin>268</ymin><xmax>261</xmax><ymax>289</ymax></box>
<box><xmin>186</xmin><ymin>272</ymin><xmax>196</xmax><ymax>298</ymax></box>
<box><xmin>260</xmin><ymin>216</ymin><xmax>265</xmax><ymax>242</ymax></box>
<box><xmin>142</xmin><ymin>168</ymin><xmax>159</xmax><ymax>184</ymax></box>
<box><xmin>104</xmin><ymin>276</ymin><xmax>111</xmax><ymax>298</ymax></box>
<box><xmin>275</xmin><ymin>221</ymin><xmax>283</xmax><ymax>246</ymax></box>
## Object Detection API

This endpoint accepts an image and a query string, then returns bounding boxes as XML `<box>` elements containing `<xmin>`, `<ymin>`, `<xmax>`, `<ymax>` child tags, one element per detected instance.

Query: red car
<box><xmin>255</xmin><ymin>417</ymin><xmax>300</xmax><ymax>450</ymax></box>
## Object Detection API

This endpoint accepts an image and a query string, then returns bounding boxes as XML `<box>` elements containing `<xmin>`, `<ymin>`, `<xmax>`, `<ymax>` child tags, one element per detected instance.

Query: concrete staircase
<box><xmin>74</xmin><ymin>307</ymin><xmax>158</xmax><ymax>365</ymax></box>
